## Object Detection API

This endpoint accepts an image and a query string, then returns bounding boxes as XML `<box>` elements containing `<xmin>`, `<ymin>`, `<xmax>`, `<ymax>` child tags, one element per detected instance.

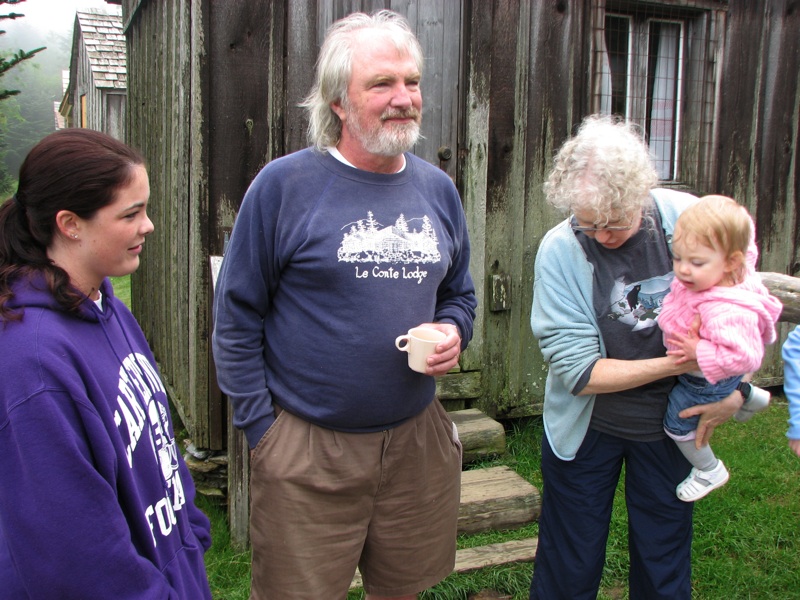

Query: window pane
<box><xmin>595</xmin><ymin>5</ymin><xmax>717</xmax><ymax>186</ymax></box>
<box><xmin>603</xmin><ymin>15</ymin><xmax>630</xmax><ymax>117</ymax></box>
<box><xmin>647</xmin><ymin>21</ymin><xmax>682</xmax><ymax>180</ymax></box>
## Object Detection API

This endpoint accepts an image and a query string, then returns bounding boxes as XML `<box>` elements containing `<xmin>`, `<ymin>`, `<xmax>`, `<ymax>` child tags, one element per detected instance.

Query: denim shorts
<box><xmin>663</xmin><ymin>373</ymin><xmax>741</xmax><ymax>437</ymax></box>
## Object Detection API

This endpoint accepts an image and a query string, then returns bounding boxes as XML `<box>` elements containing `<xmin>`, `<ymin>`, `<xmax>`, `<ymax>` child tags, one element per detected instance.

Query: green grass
<box><xmin>110</xmin><ymin>275</ymin><xmax>131</xmax><ymax>308</ymax></box>
<box><xmin>195</xmin><ymin>500</ymin><xmax>253</xmax><ymax>600</ymax></box>
<box><xmin>196</xmin><ymin>399</ymin><xmax>800</xmax><ymax>600</ymax></box>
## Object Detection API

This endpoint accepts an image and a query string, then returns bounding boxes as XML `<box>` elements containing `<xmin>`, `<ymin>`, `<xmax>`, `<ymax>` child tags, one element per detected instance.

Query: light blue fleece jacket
<box><xmin>782</xmin><ymin>326</ymin><xmax>800</xmax><ymax>440</ymax></box>
<box><xmin>530</xmin><ymin>188</ymin><xmax>697</xmax><ymax>460</ymax></box>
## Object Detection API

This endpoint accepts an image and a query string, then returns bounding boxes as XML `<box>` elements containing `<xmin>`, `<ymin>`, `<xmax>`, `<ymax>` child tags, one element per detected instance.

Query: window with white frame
<box><xmin>592</xmin><ymin>3</ymin><xmax>727</xmax><ymax>188</ymax></box>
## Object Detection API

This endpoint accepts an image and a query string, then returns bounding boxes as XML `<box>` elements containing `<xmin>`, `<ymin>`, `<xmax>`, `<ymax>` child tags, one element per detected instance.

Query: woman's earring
<box><xmin>71</xmin><ymin>233</ymin><xmax>79</xmax><ymax>240</ymax></box>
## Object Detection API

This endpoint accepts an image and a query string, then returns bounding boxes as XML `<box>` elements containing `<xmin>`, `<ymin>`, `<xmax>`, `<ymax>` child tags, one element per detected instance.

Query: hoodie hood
<box><xmin>690</xmin><ymin>279</ymin><xmax>782</xmax><ymax>345</ymax></box>
<box><xmin>8</xmin><ymin>272</ymin><xmax>117</xmax><ymax>324</ymax></box>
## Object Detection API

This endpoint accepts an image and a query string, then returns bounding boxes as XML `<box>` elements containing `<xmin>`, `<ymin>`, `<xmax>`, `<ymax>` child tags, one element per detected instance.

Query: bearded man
<box><xmin>212</xmin><ymin>10</ymin><xmax>477</xmax><ymax>600</ymax></box>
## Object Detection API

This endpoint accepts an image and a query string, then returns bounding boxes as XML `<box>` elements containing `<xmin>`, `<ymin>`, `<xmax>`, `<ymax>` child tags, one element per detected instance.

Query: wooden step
<box><xmin>454</xmin><ymin>537</ymin><xmax>537</xmax><ymax>573</ymax></box>
<box><xmin>451</xmin><ymin>408</ymin><xmax>506</xmax><ymax>464</ymax></box>
<box><xmin>350</xmin><ymin>538</ymin><xmax>538</xmax><ymax>590</ymax></box>
<box><xmin>459</xmin><ymin>466</ymin><xmax>540</xmax><ymax>535</ymax></box>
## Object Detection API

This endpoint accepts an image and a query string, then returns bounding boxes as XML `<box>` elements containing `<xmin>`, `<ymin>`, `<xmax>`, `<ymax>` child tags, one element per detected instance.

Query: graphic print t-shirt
<box><xmin>577</xmin><ymin>210</ymin><xmax>676</xmax><ymax>441</ymax></box>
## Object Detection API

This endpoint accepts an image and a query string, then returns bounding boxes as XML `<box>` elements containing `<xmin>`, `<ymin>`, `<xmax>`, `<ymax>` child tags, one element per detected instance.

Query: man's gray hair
<box><xmin>545</xmin><ymin>114</ymin><xmax>659</xmax><ymax>223</ymax></box>
<box><xmin>300</xmin><ymin>10</ymin><xmax>423</xmax><ymax>151</ymax></box>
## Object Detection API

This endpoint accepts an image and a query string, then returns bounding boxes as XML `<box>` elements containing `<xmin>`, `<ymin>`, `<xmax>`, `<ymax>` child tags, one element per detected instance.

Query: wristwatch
<box><xmin>736</xmin><ymin>381</ymin><xmax>752</xmax><ymax>401</ymax></box>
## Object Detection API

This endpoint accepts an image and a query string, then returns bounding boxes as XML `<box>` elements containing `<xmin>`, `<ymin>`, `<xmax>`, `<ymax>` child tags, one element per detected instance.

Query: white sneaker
<box><xmin>734</xmin><ymin>383</ymin><xmax>770</xmax><ymax>422</ymax></box>
<box><xmin>676</xmin><ymin>460</ymin><xmax>730</xmax><ymax>502</ymax></box>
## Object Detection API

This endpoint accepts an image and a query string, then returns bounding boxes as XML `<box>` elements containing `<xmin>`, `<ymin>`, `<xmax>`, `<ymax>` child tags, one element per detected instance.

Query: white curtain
<box><xmin>650</xmin><ymin>23</ymin><xmax>679</xmax><ymax>180</ymax></box>
<box><xmin>599</xmin><ymin>30</ymin><xmax>613</xmax><ymax>115</ymax></box>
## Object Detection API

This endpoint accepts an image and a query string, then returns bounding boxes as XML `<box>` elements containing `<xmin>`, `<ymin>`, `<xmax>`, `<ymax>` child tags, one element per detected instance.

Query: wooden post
<box><xmin>210</xmin><ymin>255</ymin><xmax>250</xmax><ymax>549</ymax></box>
<box><xmin>761</xmin><ymin>272</ymin><xmax>800</xmax><ymax>324</ymax></box>
<box><xmin>227</xmin><ymin>423</ymin><xmax>250</xmax><ymax>549</ymax></box>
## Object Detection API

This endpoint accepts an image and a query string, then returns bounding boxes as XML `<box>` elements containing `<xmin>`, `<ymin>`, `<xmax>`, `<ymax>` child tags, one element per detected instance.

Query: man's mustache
<box><xmin>381</xmin><ymin>108</ymin><xmax>421</xmax><ymax>122</ymax></box>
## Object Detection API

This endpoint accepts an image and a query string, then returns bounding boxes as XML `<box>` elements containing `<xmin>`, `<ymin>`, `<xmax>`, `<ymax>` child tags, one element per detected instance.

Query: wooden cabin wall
<box><xmin>124</xmin><ymin>0</ymin><xmax>222</xmax><ymax>447</ymax></box>
<box><xmin>463</xmin><ymin>1</ymin><xmax>590</xmax><ymax>417</ymax></box>
<box><xmin>205</xmin><ymin>3</ymin><xmax>284</xmax><ymax>535</ymax></box>
<box><xmin>73</xmin><ymin>35</ymin><xmax>104</xmax><ymax>130</ymax></box>
<box><xmin>104</xmin><ymin>92</ymin><xmax>126</xmax><ymax>141</ymax></box>
<box><xmin>715</xmin><ymin>0</ymin><xmax>800</xmax><ymax>384</ymax></box>
<box><xmin>470</xmin><ymin>0</ymin><xmax>797</xmax><ymax>411</ymax></box>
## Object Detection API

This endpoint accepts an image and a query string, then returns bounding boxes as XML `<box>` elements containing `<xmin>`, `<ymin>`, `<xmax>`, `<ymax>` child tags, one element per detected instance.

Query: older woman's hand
<box><xmin>678</xmin><ymin>389</ymin><xmax>744</xmax><ymax>448</ymax></box>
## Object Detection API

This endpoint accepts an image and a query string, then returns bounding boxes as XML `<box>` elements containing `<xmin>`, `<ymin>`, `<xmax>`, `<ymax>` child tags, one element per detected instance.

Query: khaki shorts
<box><xmin>248</xmin><ymin>400</ymin><xmax>462</xmax><ymax>599</ymax></box>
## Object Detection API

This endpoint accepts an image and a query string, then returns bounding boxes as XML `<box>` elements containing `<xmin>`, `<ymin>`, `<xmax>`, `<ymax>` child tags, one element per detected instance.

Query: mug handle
<box><xmin>395</xmin><ymin>335</ymin><xmax>410</xmax><ymax>351</ymax></box>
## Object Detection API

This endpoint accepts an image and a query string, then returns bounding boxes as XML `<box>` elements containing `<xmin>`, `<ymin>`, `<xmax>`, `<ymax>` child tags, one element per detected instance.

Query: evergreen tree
<box><xmin>0</xmin><ymin>0</ymin><xmax>47</xmax><ymax>196</ymax></box>
<box><xmin>1</xmin><ymin>0</ymin><xmax>45</xmax><ymax>101</ymax></box>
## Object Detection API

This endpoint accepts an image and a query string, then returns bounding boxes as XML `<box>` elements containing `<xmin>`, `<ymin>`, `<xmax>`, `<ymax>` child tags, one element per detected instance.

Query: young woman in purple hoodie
<box><xmin>0</xmin><ymin>129</ymin><xmax>212</xmax><ymax>599</ymax></box>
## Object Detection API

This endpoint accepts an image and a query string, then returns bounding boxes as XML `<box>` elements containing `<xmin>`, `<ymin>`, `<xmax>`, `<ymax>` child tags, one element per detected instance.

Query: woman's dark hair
<box><xmin>0</xmin><ymin>128</ymin><xmax>145</xmax><ymax>320</ymax></box>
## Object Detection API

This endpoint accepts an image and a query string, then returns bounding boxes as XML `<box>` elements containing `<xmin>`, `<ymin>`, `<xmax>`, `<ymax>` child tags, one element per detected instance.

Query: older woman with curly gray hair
<box><xmin>529</xmin><ymin>115</ymin><xmax>745</xmax><ymax>599</ymax></box>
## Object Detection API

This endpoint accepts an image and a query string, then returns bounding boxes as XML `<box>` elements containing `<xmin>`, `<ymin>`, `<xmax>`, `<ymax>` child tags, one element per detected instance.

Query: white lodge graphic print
<box><xmin>338</xmin><ymin>211</ymin><xmax>440</xmax><ymax>265</ymax></box>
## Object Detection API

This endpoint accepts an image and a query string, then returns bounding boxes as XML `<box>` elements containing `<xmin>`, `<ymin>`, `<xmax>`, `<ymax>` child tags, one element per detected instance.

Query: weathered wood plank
<box><xmin>459</xmin><ymin>466</ymin><xmax>540</xmax><ymax>535</ymax></box>
<box><xmin>716</xmin><ymin>1</ymin><xmax>800</xmax><ymax>284</ymax></box>
<box><xmin>453</xmin><ymin>538</ymin><xmax>537</xmax><ymax>574</ymax></box>
<box><xmin>284</xmin><ymin>0</ymin><xmax>315</xmax><ymax>153</ymax></box>
<box><xmin>127</xmin><ymin>0</ymin><xmax>200</xmax><ymax>443</ymax></box>
<box><xmin>451</xmin><ymin>408</ymin><xmax>506</xmax><ymax>463</ymax></box>
<box><xmin>459</xmin><ymin>0</ymin><xmax>491</xmax><ymax>376</ymax></box>
<box><xmin>761</xmin><ymin>272</ymin><xmax>800</xmax><ymax>324</ymax></box>
<box><xmin>437</xmin><ymin>370</ymin><xmax>482</xmax><ymax>400</ymax></box>
<box><xmin>350</xmin><ymin>538</ymin><xmax>538</xmax><ymax>590</ymax></box>
<box><xmin>227</xmin><ymin>419</ymin><xmax>250</xmax><ymax>550</ymax></box>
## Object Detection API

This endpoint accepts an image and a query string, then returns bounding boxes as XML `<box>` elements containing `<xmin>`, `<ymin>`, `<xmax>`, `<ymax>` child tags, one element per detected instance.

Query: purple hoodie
<box><xmin>0</xmin><ymin>275</ymin><xmax>212</xmax><ymax>599</ymax></box>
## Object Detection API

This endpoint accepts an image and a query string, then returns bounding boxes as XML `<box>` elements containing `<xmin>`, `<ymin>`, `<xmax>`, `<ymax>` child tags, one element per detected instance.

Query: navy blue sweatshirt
<box><xmin>0</xmin><ymin>276</ymin><xmax>212</xmax><ymax>599</ymax></box>
<box><xmin>212</xmin><ymin>149</ymin><xmax>477</xmax><ymax>447</ymax></box>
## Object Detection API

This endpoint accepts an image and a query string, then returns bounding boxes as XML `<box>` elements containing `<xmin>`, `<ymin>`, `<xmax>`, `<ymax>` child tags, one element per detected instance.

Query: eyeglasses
<box><xmin>570</xmin><ymin>216</ymin><xmax>634</xmax><ymax>233</ymax></box>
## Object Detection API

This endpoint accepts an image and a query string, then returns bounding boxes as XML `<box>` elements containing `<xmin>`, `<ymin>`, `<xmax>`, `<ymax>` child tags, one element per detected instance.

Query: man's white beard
<box><xmin>346</xmin><ymin>105</ymin><xmax>422</xmax><ymax>157</ymax></box>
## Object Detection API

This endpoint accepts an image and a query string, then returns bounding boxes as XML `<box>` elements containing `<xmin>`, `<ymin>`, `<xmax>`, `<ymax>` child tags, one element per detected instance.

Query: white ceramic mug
<box><xmin>395</xmin><ymin>327</ymin><xmax>447</xmax><ymax>373</ymax></box>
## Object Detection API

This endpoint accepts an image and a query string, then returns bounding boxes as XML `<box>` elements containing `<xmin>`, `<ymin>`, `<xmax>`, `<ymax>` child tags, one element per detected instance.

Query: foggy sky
<box><xmin>12</xmin><ymin>0</ymin><xmax>117</xmax><ymax>37</ymax></box>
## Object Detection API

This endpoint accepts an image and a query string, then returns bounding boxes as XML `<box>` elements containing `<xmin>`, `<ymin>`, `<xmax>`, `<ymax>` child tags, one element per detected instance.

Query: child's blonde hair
<box><xmin>674</xmin><ymin>195</ymin><xmax>752</xmax><ymax>281</ymax></box>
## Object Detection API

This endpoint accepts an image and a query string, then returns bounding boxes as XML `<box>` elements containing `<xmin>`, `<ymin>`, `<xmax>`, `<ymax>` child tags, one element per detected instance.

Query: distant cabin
<box><xmin>59</xmin><ymin>7</ymin><xmax>126</xmax><ymax>140</ymax></box>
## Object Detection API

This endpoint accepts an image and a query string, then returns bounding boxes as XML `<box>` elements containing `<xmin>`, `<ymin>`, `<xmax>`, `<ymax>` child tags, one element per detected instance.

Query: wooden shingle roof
<box><xmin>76</xmin><ymin>8</ymin><xmax>126</xmax><ymax>90</ymax></box>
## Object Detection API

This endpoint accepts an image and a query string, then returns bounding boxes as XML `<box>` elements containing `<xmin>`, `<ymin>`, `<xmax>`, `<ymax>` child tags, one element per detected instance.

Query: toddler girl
<box><xmin>659</xmin><ymin>195</ymin><xmax>781</xmax><ymax>501</ymax></box>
